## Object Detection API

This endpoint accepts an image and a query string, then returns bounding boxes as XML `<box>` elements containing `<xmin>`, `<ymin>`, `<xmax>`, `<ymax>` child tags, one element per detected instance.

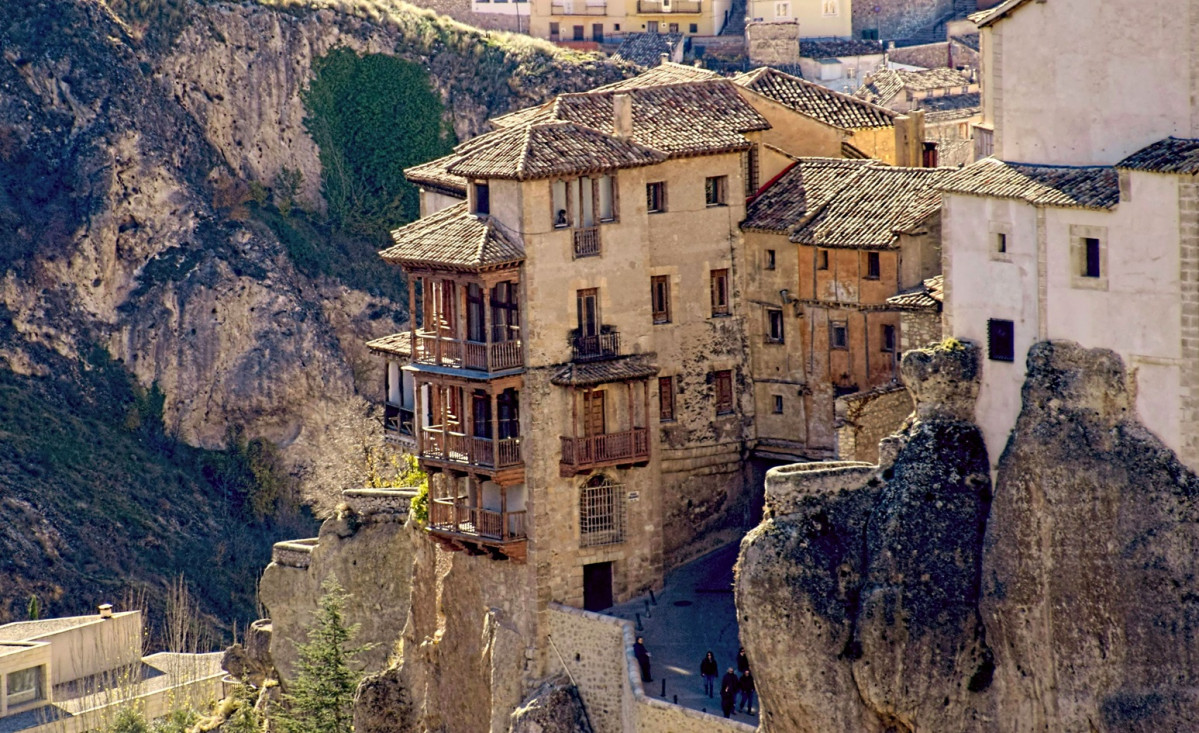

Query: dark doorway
<box><xmin>583</xmin><ymin>561</ymin><xmax>614</xmax><ymax>611</ymax></box>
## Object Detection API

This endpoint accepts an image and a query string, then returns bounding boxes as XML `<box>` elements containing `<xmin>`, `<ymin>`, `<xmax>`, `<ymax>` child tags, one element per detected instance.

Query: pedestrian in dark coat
<box><xmin>700</xmin><ymin>651</ymin><xmax>718</xmax><ymax>697</ymax></box>
<box><xmin>720</xmin><ymin>667</ymin><xmax>739</xmax><ymax>717</ymax></box>
<box><xmin>739</xmin><ymin>670</ymin><xmax>756</xmax><ymax>714</ymax></box>
<box><xmin>737</xmin><ymin>647</ymin><xmax>750</xmax><ymax>674</ymax></box>
<box><xmin>633</xmin><ymin>636</ymin><xmax>652</xmax><ymax>683</ymax></box>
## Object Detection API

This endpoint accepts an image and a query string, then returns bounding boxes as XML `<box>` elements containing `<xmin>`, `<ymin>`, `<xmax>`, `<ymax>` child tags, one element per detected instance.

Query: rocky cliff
<box><xmin>737</xmin><ymin>340</ymin><xmax>1199</xmax><ymax>732</ymax></box>
<box><xmin>0</xmin><ymin>0</ymin><xmax>627</xmax><ymax>626</ymax></box>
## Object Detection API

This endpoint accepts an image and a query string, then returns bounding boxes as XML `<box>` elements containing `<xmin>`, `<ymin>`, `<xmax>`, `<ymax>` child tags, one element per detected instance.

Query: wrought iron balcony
<box><xmin>637</xmin><ymin>0</ymin><xmax>701</xmax><ymax>11</ymax></box>
<box><xmin>572</xmin><ymin>226</ymin><xmax>601</xmax><ymax>258</ymax></box>
<box><xmin>571</xmin><ymin>329</ymin><xmax>620</xmax><ymax>362</ymax></box>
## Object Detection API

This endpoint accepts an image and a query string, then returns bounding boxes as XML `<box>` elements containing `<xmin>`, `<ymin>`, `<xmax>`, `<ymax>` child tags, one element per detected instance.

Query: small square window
<box><xmin>669</xmin><ymin>22</ymin><xmax>679</xmax><ymax>33</ymax></box>
<box><xmin>881</xmin><ymin>324</ymin><xmax>896</xmax><ymax>352</ymax></box>
<box><xmin>987</xmin><ymin>318</ymin><xmax>1015</xmax><ymax>362</ymax></box>
<box><xmin>614</xmin><ymin>23</ymin><xmax>621</xmax><ymax>30</ymax></box>
<box><xmin>647</xmin><ymin>182</ymin><xmax>666</xmax><ymax>213</ymax></box>
<box><xmin>714</xmin><ymin>370</ymin><xmax>734</xmax><ymax>415</ymax></box>
<box><xmin>773</xmin><ymin>395</ymin><xmax>784</xmax><ymax>414</ymax></box>
<box><xmin>817</xmin><ymin>249</ymin><xmax>829</xmax><ymax>270</ymax></box>
<box><xmin>767</xmin><ymin>308</ymin><xmax>784</xmax><ymax>343</ymax></box>
<box><xmin>765</xmin><ymin>249</ymin><xmax>776</xmax><ymax>270</ymax></box>
<box><xmin>830</xmin><ymin>322</ymin><xmax>848</xmax><ymax>349</ymax></box>
<box><xmin>659</xmin><ymin>376</ymin><xmax>675</xmax><ymax>421</ymax></box>
<box><xmin>689</xmin><ymin>23</ymin><xmax>697</xmax><ymax>32</ymax></box>
<box><xmin>705</xmin><ymin>176</ymin><xmax>728</xmax><ymax>207</ymax></box>
<box><xmin>1083</xmin><ymin>237</ymin><xmax>1101</xmax><ymax>278</ymax></box>
<box><xmin>866</xmin><ymin>251</ymin><xmax>880</xmax><ymax>279</ymax></box>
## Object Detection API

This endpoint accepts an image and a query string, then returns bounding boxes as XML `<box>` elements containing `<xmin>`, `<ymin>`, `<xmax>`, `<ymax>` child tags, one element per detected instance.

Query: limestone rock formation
<box><xmin>982</xmin><ymin>341</ymin><xmax>1199</xmax><ymax>731</ymax></box>
<box><xmin>508</xmin><ymin>676</ymin><xmax>593</xmax><ymax>733</ymax></box>
<box><xmin>738</xmin><ymin>339</ymin><xmax>1199</xmax><ymax>731</ymax></box>
<box><xmin>737</xmin><ymin>341</ymin><xmax>993</xmax><ymax>732</ymax></box>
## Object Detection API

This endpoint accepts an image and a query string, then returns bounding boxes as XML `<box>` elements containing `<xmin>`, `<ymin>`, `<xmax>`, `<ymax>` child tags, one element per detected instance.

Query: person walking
<box><xmin>737</xmin><ymin>646</ymin><xmax>750</xmax><ymax>674</ymax></box>
<box><xmin>739</xmin><ymin>669</ymin><xmax>756</xmax><ymax>714</ymax></box>
<box><xmin>700</xmin><ymin>651</ymin><xmax>718</xmax><ymax>698</ymax></box>
<box><xmin>720</xmin><ymin>667</ymin><xmax>739</xmax><ymax>718</ymax></box>
<box><xmin>633</xmin><ymin>636</ymin><xmax>652</xmax><ymax>683</ymax></box>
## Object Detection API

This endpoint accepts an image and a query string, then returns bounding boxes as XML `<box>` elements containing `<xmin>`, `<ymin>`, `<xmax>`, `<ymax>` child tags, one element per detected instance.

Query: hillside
<box><xmin>0</xmin><ymin>0</ymin><xmax>630</xmax><ymax>635</ymax></box>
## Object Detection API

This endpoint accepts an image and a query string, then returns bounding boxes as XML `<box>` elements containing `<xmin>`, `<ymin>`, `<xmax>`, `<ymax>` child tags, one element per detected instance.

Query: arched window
<box><xmin>580</xmin><ymin>475</ymin><xmax>625</xmax><ymax>547</ymax></box>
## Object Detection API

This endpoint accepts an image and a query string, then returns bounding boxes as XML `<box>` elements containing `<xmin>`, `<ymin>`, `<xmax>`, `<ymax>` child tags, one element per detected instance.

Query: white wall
<box><xmin>944</xmin><ymin>171</ymin><xmax>1185</xmax><ymax>468</ymax></box>
<box><xmin>988</xmin><ymin>0</ymin><xmax>1198</xmax><ymax>165</ymax></box>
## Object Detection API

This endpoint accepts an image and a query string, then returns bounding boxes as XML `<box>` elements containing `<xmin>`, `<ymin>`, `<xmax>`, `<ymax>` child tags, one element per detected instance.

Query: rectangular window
<box><xmin>593</xmin><ymin>23</ymin><xmax>604</xmax><ymax>41</ymax></box>
<box><xmin>473</xmin><ymin>181</ymin><xmax>490</xmax><ymax>216</ymax></box>
<box><xmin>996</xmin><ymin>231</ymin><xmax>1007</xmax><ymax>253</ymax></box>
<box><xmin>552</xmin><ymin>179</ymin><xmax>569</xmax><ymax>228</ymax></box>
<box><xmin>882</xmin><ymin>324</ymin><xmax>896</xmax><ymax>352</ymax></box>
<box><xmin>659</xmin><ymin>376</ymin><xmax>675</xmax><ymax>421</ymax></box>
<box><xmin>577</xmin><ymin>288</ymin><xmax>599</xmax><ymax>337</ymax></box>
<box><xmin>765</xmin><ymin>249</ymin><xmax>776</xmax><ymax>270</ymax></box>
<box><xmin>710</xmin><ymin>269</ymin><xmax>730</xmax><ymax>316</ymax></box>
<box><xmin>714</xmin><ymin>370</ymin><xmax>734</xmax><ymax>415</ymax></box>
<box><xmin>651</xmin><ymin>275</ymin><xmax>671</xmax><ymax>324</ymax></box>
<box><xmin>1083</xmin><ymin>237</ymin><xmax>1101</xmax><ymax>278</ymax></box>
<box><xmin>549</xmin><ymin>22</ymin><xmax>560</xmax><ymax>40</ymax></box>
<box><xmin>647</xmin><ymin>181</ymin><xmax>666</xmax><ymax>213</ymax></box>
<box><xmin>647</xmin><ymin>20</ymin><xmax>659</xmax><ymax>32</ymax></box>
<box><xmin>668</xmin><ymin>22</ymin><xmax>679</xmax><ymax>33</ymax></box>
<box><xmin>830</xmin><ymin>322</ymin><xmax>848</xmax><ymax>349</ymax></box>
<box><xmin>866</xmin><ymin>251</ymin><xmax>880</xmax><ymax>279</ymax></box>
<box><xmin>689</xmin><ymin>23</ymin><xmax>697</xmax><ymax>32</ymax></box>
<box><xmin>767</xmin><ymin>308</ymin><xmax>784</xmax><ymax>343</ymax></box>
<box><xmin>817</xmin><ymin>249</ymin><xmax>829</xmax><ymax>270</ymax></box>
<box><xmin>580</xmin><ymin>478</ymin><xmax>625</xmax><ymax>547</ymax></box>
<box><xmin>7</xmin><ymin>667</ymin><xmax>41</xmax><ymax>707</ymax></box>
<box><xmin>573</xmin><ymin>25</ymin><xmax>585</xmax><ymax>40</ymax></box>
<box><xmin>987</xmin><ymin>318</ymin><xmax>1015</xmax><ymax>362</ymax></box>
<box><xmin>774</xmin><ymin>1</ymin><xmax>790</xmax><ymax>17</ymax></box>
<box><xmin>862</xmin><ymin>28</ymin><xmax>878</xmax><ymax>39</ymax></box>
<box><xmin>705</xmin><ymin>176</ymin><xmax>728</xmax><ymax>206</ymax></box>
<box><xmin>598</xmin><ymin>175</ymin><xmax>615</xmax><ymax>221</ymax></box>
<box><xmin>773</xmin><ymin>395</ymin><xmax>784</xmax><ymax>414</ymax></box>
<box><xmin>744</xmin><ymin>145</ymin><xmax>760</xmax><ymax>197</ymax></box>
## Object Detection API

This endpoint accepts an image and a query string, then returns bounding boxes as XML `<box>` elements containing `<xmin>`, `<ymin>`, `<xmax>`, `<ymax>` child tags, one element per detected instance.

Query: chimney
<box><xmin>613</xmin><ymin>93</ymin><xmax>633</xmax><ymax>138</ymax></box>
<box><xmin>893</xmin><ymin>110</ymin><xmax>926</xmax><ymax>167</ymax></box>
<box><xmin>659</xmin><ymin>52</ymin><xmax>669</xmax><ymax>66</ymax></box>
<box><xmin>98</xmin><ymin>603</ymin><xmax>113</xmax><ymax>619</ymax></box>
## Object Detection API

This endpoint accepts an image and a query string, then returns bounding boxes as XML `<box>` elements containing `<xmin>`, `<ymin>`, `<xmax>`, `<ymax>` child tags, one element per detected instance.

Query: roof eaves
<box><xmin>973</xmin><ymin>0</ymin><xmax>1035</xmax><ymax>28</ymax></box>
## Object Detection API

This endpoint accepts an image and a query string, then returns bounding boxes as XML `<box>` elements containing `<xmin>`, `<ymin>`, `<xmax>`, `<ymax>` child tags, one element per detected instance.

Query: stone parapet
<box><xmin>764</xmin><ymin>461</ymin><xmax>875</xmax><ymax>516</ymax></box>
<box><xmin>342</xmin><ymin>487</ymin><xmax>417</xmax><ymax>521</ymax></box>
<box><xmin>270</xmin><ymin>538</ymin><xmax>318</xmax><ymax>569</ymax></box>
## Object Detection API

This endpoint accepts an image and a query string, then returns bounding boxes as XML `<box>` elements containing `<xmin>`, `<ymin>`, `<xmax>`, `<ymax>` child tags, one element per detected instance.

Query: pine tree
<box><xmin>26</xmin><ymin>594</ymin><xmax>39</xmax><ymax>620</ymax></box>
<box><xmin>275</xmin><ymin>577</ymin><xmax>367</xmax><ymax>733</ymax></box>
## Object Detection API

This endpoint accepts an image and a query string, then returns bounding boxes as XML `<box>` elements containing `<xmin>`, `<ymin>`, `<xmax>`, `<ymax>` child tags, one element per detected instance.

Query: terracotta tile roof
<box><xmin>799</xmin><ymin>38</ymin><xmax>884</xmax><ymax>58</ymax></box>
<box><xmin>366</xmin><ymin>331</ymin><xmax>412</xmax><ymax>358</ymax></box>
<box><xmin>446</xmin><ymin>121</ymin><xmax>666</xmax><ymax>181</ymax></box>
<box><xmin>938</xmin><ymin>158</ymin><xmax>1120</xmax><ymax>210</ymax></box>
<box><xmin>489</xmin><ymin>102</ymin><xmax>556</xmax><ymax>130</ymax></box>
<box><xmin>613</xmin><ymin>32</ymin><xmax>684</xmax><ymax>68</ymax></box>
<box><xmin>1117</xmin><ymin>137</ymin><xmax>1199</xmax><ymax>175</ymax></box>
<box><xmin>551</xmin><ymin>354</ymin><xmax>660</xmax><ymax>386</ymax></box>
<box><xmin>790</xmin><ymin>166</ymin><xmax>949</xmax><ymax>249</ymax></box>
<box><xmin>841</xmin><ymin>141</ymin><xmax>870</xmax><ymax>159</ymax></box>
<box><xmin>734</xmin><ymin>67</ymin><xmax>896</xmax><ymax>130</ymax></box>
<box><xmin>742</xmin><ymin>157</ymin><xmax>873</xmax><ymax>232</ymax></box>
<box><xmin>382</xmin><ymin>202</ymin><xmax>525</xmax><ymax>271</ymax></box>
<box><xmin>887</xmin><ymin>275</ymin><xmax>943</xmax><ymax>310</ymax></box>
<box><xmin>970</xmin><ymin>0</ymin><xmax>1035</xmax><ymax>27</ymax></box>
<box><xmin>404</xmin><ymin>154</ymin><xmax>468</xmax><ymax>196</ymax></box>
<box><xmin>919</xmin><ymin>92</ymin><xmax>982</xmax><ymax>123</ymax></box>
<box><xmin>594</xmin><ymin>62</ymin><xmax>720</xmax><ymax>92</ymax></box>
<box><xmin>854</xmin><ymin>68</ymin><xmax>974</xmax><ymax>107</ymax></box>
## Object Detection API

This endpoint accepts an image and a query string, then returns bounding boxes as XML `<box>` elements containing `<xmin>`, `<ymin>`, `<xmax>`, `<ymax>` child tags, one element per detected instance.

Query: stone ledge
<box><xmin>271</xmin><ymin>538</ymin><xmax>319</xmax><ymax>569</ymax></box>
<box><xmin>342</xmin><ymin>487</ymin><xmax>417</xmax><ymax>521</ymax></box>
<box><xmin>765</xmin><ymin>461</ymin><xmax>877</xmax><ymax>516</ymax></box>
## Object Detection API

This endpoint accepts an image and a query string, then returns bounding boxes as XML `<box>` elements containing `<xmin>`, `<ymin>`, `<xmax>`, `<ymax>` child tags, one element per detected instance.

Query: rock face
<box><xmin>507</xmin><ymin>676</ymin><xmax>593</xmax><ymax>733</ymax></box>
<box><xmin>983</xmin><ymin>341</ymin><xmax>1199</xmax><ymax>732</ymax></box>
<box><xmin>737</xmin><ymin>339</ymin><xmax>1199</xmax><ymax>731</ymax></box>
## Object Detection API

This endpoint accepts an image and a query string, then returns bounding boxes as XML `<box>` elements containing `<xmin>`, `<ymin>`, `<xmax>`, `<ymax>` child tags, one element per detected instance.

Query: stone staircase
<box><xmin>720</xmin><ymin>0</ymin><xmax>747</xmax><ymax>36</ymax></box>
<box><xmin>894</xmin><ymin>0</ymin><xmax>977</xmax><ymax>47</ymax></box>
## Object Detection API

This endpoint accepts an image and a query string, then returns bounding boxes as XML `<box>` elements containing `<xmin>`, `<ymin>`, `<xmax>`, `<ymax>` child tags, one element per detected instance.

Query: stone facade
<box><xmin>746</xmin><ymin>21</ymin><xmax>801</xmax><ymax>66</ymax></box>
<box><xmin>834</xmin><ymin>383</ymin><xmax>911</xmax><ymax>464</ymax></box>
<box><xmin>851</xmin><ymin>0</ymin><xmax>957</xmax><ymax>41</ymax></box>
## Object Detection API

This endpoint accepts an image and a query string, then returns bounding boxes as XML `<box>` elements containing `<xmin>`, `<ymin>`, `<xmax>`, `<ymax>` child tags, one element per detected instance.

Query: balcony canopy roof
<box><xmin>382</xmin><ymin>202</ymin><xmax>525</xmax><ymax>272</ymax></box>
<box><xmin>552</xmin><ymin>354</ymin><xmax>660</xmax><ymax>387</ymax></box>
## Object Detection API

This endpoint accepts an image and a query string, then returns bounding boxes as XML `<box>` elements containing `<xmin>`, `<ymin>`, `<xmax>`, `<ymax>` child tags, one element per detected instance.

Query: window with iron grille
<box><xmin>647</xmin><ymin>181</ymin><xmax>666</xmax><ymax>213</ymax></box>
<box><xmin>714</xmin><ymin>370</ymin><xmax>734</xmax><ymax>415</ymax></box>
<box><xmin>744</xmin><ymin>146</ymin><xmax>760</xmax><ymax>197</ymax></box>
<box><xmin>580</xmin><ymin>476</ymin><xmax>625</xmax><ymax>547</ymax></box>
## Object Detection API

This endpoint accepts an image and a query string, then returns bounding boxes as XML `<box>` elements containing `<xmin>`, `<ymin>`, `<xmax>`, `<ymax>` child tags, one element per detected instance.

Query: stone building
<box><xmin>852</xmin><ymin>0</ymin><xmax>976</xmax><ymax>42</ymax></box>
<box><xmin>855</xmin><ymin>67</ymin><xmax>981</xmax><ymax>166</ymax></box>
<box><xmin>941</xmin><ymin>0</ymin><xmax>1199</xmax><ymax>470</ymax></box>
<box><xmin>741</xmin><ymin>159</ymin><xmax>947</xmax><ymax>460</ymax></box>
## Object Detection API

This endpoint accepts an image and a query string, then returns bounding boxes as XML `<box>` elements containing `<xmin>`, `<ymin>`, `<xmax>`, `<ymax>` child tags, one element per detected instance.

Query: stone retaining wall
<box><xmin>342</xmin><ymin>487</ymin><xmax>417</xmax><ymax>520</ymax></box>
<box><xmin>764</xmin><ymin>461</ymin><xmax>876</xmax><ymax>516</ymax></box>
<box><xmin>546</xmin><ymin>603</ymin><xmax>756</xmax><ymax>733</ymax></box>
<box><xmin>270</xmin><ymin>538</ymin><xmax>318</xmax><ymax>569</ymax></box>
<box><xmin>834</xmin><ymin>384</ymin><xmax>913</xmax><ymax>464</ymax></box>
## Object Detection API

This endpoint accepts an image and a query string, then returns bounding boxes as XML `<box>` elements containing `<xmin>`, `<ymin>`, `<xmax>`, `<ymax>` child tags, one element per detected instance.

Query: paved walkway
<box><xmin>606</xmin><ymin>541</ymin><xmax>760</xmax><ymax>725</ymax></box>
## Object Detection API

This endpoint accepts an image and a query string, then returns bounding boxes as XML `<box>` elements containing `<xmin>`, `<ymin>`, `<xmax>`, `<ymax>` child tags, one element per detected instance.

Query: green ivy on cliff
<box><xmin>303</xmin><ymin>47</ymin><xmax>455</xmax><ymax>237</ymax></box>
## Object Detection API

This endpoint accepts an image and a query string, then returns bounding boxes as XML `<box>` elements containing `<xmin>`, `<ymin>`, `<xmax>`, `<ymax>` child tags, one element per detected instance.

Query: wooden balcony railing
<box><xmin>638</xmin><ymin>0</ymin><xmax>701</xmax><ymax>11</ymax></box>
<box><xmin>384</xmin><ymin>403</ymin><xmax>415</xmax><ymax>440</ymax></box>
<box><xmin>560</xmin><ymin>428</ymin><xmax>649</xmax><ymax>469</ymax></box>
<box><xmin>573</xmin><ymin>227</ymin><xmax>601</xmax><ymax>258</ymax></box>
<box><xmin>414</xmin><ymin>331</ymin><xmax>524</xmax><ymax>371</ymax></box>
<box><xmin>429</xmin><ymin>497</ymin><xmax>527</xmax><ymax>541</ymax></box>
<box><xmin>572</xmin><ymin>331</ymin><xmax>620</xmax><ymax>361</ymax></box>
<box><xmin>421</xmin><ymin>427</ymin><xmax>522</xmax><ymax>469</ymax></box>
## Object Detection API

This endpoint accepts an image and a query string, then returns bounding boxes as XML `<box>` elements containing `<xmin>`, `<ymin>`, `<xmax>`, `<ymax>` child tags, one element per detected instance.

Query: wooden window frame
<box><xmin>817</xmin><ymin>249</ymin><xmax>829</xmax><ymax>270</ymax></box>
<box><xmin>710</xmin><ymin>269</ymin><xmax>730</xmax><ymax>316</ymax></box>
<box><xmin>658</xmin><ymin>376</ymin><xmax>675</xmax><ymax>422</ymax></box>
<box><xmin>705</xmin><ymin>175</ymin><xmax>728</xmax><ymax>207</ymax></box>
<box><xmin>766</xmin><ymin>308</ymin><xmax>784</xmax><ymax>343</ymax></box>
<box><xmin>647</xmin><ymin>181</ymin><xmax>666</xmax><ymax>213</ymax></box>
<box><xmin>651</xmin><ymin>275</ymin><xmax>671</xmax><ymax>324</ymax></box>
<box><xmin>865</xmin><ymin>251</ymin><xmax>880</xmax><ymax>280</ymax></box>
<box><xmin>829</xmin><ymin>321</ymin><xmax>848</xmax><ymax>350</ymax></box>
<box><xmin>714</xmin><ymin>370</ymin><xmax>734</xmax><ymax>415</ymax></box>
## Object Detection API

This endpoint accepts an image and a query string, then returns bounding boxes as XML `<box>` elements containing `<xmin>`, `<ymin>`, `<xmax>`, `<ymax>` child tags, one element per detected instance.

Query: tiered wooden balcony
<box><xmin>383</xmin><ymin>402</ymin><xmax>415</xmax><ymax>444</ymax></box>
<box><xmin>427</xmin><ymin>497</ymin><xmax>527</xmax><ymax>561</ymax></box>
<box><xmin>419</xmin><ymin>427</ymin><xmax>522</xmax><ymax>470</ymax></box>
<box><xmin>559</xmin><ymin>429</ymin><xmax>650</xmax><ymax>476</ymax></box>
<box><xmin>413</xmin><ymin>327</ymin><xmax>523</xmax><ymax>373</ymax></box>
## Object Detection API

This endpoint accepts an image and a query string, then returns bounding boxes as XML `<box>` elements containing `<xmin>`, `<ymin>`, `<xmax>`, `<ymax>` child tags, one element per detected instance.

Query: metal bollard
<box><xmin>650</xmin><ymin>589</ymin><xmax>657</xmax><ymax>605</ymax></box>
<box><xmin>661</xmin><ymin>678</ymin><xmax>666</xmax><ymax>698</ymax></box>
<box><xmin>635</xmin><ymin>612</ymin><xmax>643</xmax><ymax>631</ymax></box>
